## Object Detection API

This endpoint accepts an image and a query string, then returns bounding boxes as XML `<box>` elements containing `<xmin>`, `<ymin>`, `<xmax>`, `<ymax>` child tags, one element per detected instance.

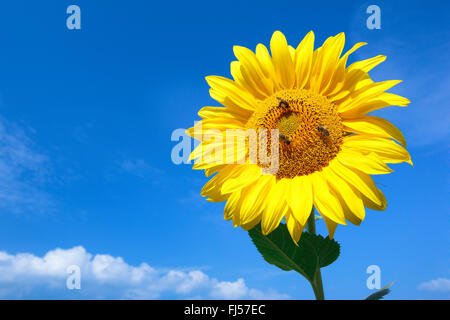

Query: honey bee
<box><xmin>276</xmin><ymin>97</ymin><xmax>290</xmax><ymax>109</ymax></box>
<box><xmin>279</xmin><ymin>134</ymin><xmax>291</xmax><ymax>145</ymax></box>
<box><xmin>317</xmin><ymin>126</ymin><xmax>330</xmax><ymax>136</ymax></box>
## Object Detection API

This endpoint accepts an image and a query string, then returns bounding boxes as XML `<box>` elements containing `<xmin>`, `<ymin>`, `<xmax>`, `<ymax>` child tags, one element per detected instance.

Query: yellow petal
<box><xmin>224</xmin><ymin>189</ymin><xmax>242</xmax><ymax>221</ymax></box>
<box><xmin>201</xmin><ymin>165</ymin><xmax>239</xmax><ymax>197</ymax></box>
<box><xmin>286</xmin><ymin>210</ymin><xmax>305</xmax><ymax>244</ymax></box>
<box><xmin>330</xmin><ymin>160</ymin><xmax>384</xmax><ymax>206</ymax></box>
<box><xmin>187</xmin><ymin>118</ymin><xmax>245</xmax><ymax>137</ymax></box>
<box><xmin>343</xmin><ymin>115</ymin><xmax>406</xmax><ymax>147</ymax></box>
<box><xmin>230</xmin><ymin>60</ymin><xmax>266</xmax><ymax>100</ymax></box>
<box><xmin>325</xmin><ymin>166</ymin><xmax>365</xmax><ymax>223</ymax></box>
<box><xmin>294</xmin><ymin>31</ymin><xmax>315</xmax><ymax>90</ymax></box>
<box><xmin>333</xmin><ymin>190</ymin><xmax>363</xmax><ymax>226</ymax></box>
<box><xmin>361</xmin><ymin>187</ymin><xmax>387</xmax><ymax>211</ymax></box>
<box><xmin>322</xmin><ymin>215</ymin><xmax>338</xmax><ymax>239</ymax></box>
<box><xmin>209</xmin><ymin>89</ymin><xmax>253</xmax><ymax>118</ymax></box>
<box><xmin>337</xmin><ymin>149</ymin><xmax>393</xmax><ymax>175</ymax></box>
<box><xmin>309</xmin><ymin>33</ymin><xmax>346</xmax><ymax>94</ymax></box>
<box><xmin>240</xmin><ymin>175</ymin><xmax>275</xmax><ymax>224</ymax></box>
<box><xmin>329</xmin><ymin>55</ymin><xmax>386</xmax><ymax>102</ymax></box>
<box><xmin>286</xmin><ymin>176</ymin><xmax>313</xmax><ymax>226</ymax></box>
<box><xmin>324</xmin><ymin>42</ymin><xmax>367</xmax><ymax>96</ymax></box>
<box><xmin>231</xmin><ymin>46</ymin><xmax>273</xmax><ymax>99</ymax></box>
<box><xmin>192</xmin><ymin>160</ymin><xmax>225</xmax><ymax>170</ymax></box>
<box><xmin>339</xmin><ymin>92</ymin><xmax>410</xmax><ymax>117</ymax></box>
<box><xmin>270</xmin><ymin>31</ymin><xmax>295</xmax><ymax>89</ymax></box>
<box><xmin>288</xmin><ymin>45</ymin><xmax>296</xmax><ymax>61</ymax></box>
<box><xmin>310</xmin><ymin>172</ymin><xmax>346</xmax><ymax>224</ymax></box>
<box><xmin>255</xmin><ymin>43</ymin><xmax>278</xmax><ymax>91</ymax></box>
<box><xmin>206</xmin><ymin>76</ymin><xmax>256</xmax><ymax>112</ymax></box>
<box><xmin>221</xmin><ymin>165</ymin><xmax>261</xmax><ymax>194</ymax></box>
<box><xmin>189</xmin><ymin>142</ymin><xmax>210</xmax><ymax>161</ymax></box>
<box><xmin>329</xmin><ymin>72</ymin><xmax>372</xmax><ymax>102</ymax></box>
<box><xmin>198</xmin><ymin>106</ymin><xmax>249</xmax><ymax>123</ymax></box>
<box><xmin>206</xmin><ymin>186</ymin><xmax>231</xmax><ymax>202</ymax></box>
<box><xmin>234</xmin><ymin>46</ymin><xmax>273</xmax><ymax>92</ymax></box>
<box><xmin>241</xmin><ymin>214</ymin><xmax>262</xmax><ymax>231</ymax></box>
<box><xmin>343</xmin><ymin>136</ymin><xmax>412</xmax><ymax>165</ymax></box>
<box><xmin>338</xmin><ymin>80</ymin><xmax>403</xmax><ymax>112</ymax></box>
<box><xmin>204</xmin><ymin>165</ymin><xmax>226</xmax><ymax>177</ymax></box>
<box><xmin>348</xmin><ymin>55</ymin><xmax>387</xmax><ymax>73</ymax></box>
<box><xmin>261</xmin><ymin>178</ymin><xmax>289</xmax><ymax>235</ymax></box>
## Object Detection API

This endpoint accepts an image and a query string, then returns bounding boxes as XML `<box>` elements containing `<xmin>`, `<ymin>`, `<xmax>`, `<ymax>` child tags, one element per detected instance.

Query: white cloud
<box><xmin>208</xmin><ymin>278</ymin><xmax>288</xmax><ymax>300</ymax></box>
<box><xmin>0</xmin><ymin>117</ymin><xmax>53</xmax><ymax>214</ymax></box>
<box><xmin>210</xmin><ymin>278</ymin><xmax>248</xmax><ymax>299</ymax></box>
<box><xmin>418</xmin><ymin>278</ymin><xmax>450</xmax><ymax>292</ymax></box>
<box><xmin>0</xmin><ymin>246</ymin><xmax>288</xmax><ymax>300</ymax></box>
<box><xmin>119</xmin><ymin>158</ymin><xmax>164</xmax><ymax>178</ymax></box>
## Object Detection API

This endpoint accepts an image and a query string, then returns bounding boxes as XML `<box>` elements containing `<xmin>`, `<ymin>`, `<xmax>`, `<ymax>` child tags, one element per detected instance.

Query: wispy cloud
<box><xmin>0</xmin><ymin>246</ymin><xmax>289</xmax><ymax>299</ymax></box>
<box><xmin>418</xmin><ymin>278</ymin><xmax>450</xmax><ymax>292</ymax></box>
<box><xmin>119</xmin><ymin>158</ymin><xmax>164</xmax><ymax>178</ymax></box>
<box><xmin>0</xmin><ymin>117</ymin><xmax>54</xmax><ymax>214</ymax></box>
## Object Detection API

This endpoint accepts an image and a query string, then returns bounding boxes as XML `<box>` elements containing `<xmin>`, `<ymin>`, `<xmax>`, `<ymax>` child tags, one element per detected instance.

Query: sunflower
<box><xmin>187</xmin><ymin>31</ymin><xmax>411</xmax><ymax>242</ymax></box>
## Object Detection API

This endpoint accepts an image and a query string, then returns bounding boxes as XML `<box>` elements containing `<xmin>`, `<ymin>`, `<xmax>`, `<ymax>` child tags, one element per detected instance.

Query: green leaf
<box><xmin>304</xmin><ymin>232</ymin><xmax>340</xmax><ymax>268</ymax></box>
<box><xmin>364</xmin><ymin>282</ymin><xmax>394</xmax><ymax>300</ymax></box>
<box><xmin>248</xmin><ymin>223</ymin><xmax>340</xmax><ymax>282</ymax></box>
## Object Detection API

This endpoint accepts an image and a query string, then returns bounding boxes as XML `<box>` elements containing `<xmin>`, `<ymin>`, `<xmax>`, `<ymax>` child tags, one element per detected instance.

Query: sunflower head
<box><xmin>187</xmin><ymin>30</ymin><xmax>411</xmax><ymax>243</ymax></box>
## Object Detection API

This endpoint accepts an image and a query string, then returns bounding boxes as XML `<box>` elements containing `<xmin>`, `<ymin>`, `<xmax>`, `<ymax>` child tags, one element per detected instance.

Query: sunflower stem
<box><xmin>307</xmin><ymin>207</ymin><xmax>325</xmax><ymax>300</ymax></box>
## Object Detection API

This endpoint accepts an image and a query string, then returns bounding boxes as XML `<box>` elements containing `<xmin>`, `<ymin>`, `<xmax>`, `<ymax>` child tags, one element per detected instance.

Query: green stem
<box><xmin>307</xmin><ymin>207</ymin><xmax>325</xmax><ymax>300</ymax></box>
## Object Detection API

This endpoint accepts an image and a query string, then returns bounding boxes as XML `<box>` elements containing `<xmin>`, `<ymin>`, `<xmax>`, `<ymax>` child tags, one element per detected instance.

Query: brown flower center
<box><xmin>246</xmin><ymin>89</ymin><xmax>344</xmax><ymax>179</ymax></box>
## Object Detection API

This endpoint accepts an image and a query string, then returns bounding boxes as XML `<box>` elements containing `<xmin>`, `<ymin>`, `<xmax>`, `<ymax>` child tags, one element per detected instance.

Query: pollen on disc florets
<box><xmin>246</xmin><ymin>89</ymin><xmax>344</xmax><ymax>179</ymax></box>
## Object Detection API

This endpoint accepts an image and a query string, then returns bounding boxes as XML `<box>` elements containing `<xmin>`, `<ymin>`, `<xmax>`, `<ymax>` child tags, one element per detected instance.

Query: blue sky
<box><xmin>0</xmin><ymin>0</ymin><xmax>448</xmax><ymax>299</ymax></box>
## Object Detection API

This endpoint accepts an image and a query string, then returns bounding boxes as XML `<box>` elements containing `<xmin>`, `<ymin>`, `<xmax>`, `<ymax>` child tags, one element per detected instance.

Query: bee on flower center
<box><xmin>276</xmin><ymin>97</ymin><xmax>290</xmax><ymax>109</ymax></box>
<box><xmin>317</xmin><ymin>125</ymin><xmax>330</xmax><ymax>136</ymax></box>
<box><xmin>279</xmin><ymin>133</ymin><xmax>291</xmax><ymax>145</ymax></box>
